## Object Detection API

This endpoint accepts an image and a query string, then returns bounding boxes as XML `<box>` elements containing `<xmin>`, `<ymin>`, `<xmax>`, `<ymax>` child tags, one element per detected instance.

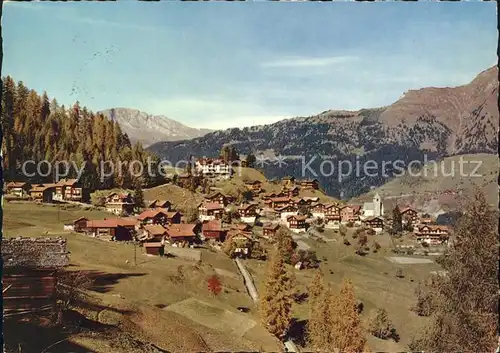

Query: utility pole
<box><xmin>134</xmin><ymin>241</ymin><xmax>137</xmax><ymax>266</ymax></box>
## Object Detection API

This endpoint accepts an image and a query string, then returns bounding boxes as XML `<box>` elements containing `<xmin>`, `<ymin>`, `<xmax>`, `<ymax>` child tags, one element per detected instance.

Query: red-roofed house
<box><xmin>165</xmin><ymin>224</ymin><xmax>199</xmax><ymax>247</ymax></box>
<box><xmin>143</xmin><ymin>242</ymin><xmax>165</xmax><ymax>256</ymax></box>
<box><xmin>139</xmin><ymin>224</ymin><xmax>168</xmax><ymax>242</ymax></box>
<box><xmin>198</xmin><ymin>202</ymin><xmax>224</xmax><ymax>221</ymax></box>
<box><xmin>137</xmin><ymin>209</ymin><xmax>180</xmax><ymax>226</ymax></box>
<box><xmin>29</xmin><ymin>185</ymin><xmax>56</xmax><ymax>203</ymax></box>
<box><xmin>85</xmin><ymin>218</ymin><xmax>137</xmax><ymax>241</ymax></box>
<box><xmin>54</xmin><ymin>178</ymin><xmax>89</xmax><ymax>203</ymax></box>
<box><xmin>147</xmin><ymin>200</ymin><xmax>172</xmax><ymax>210</ymax></box>
<box><xmin>204</xmin><ymin>192</ymin><xmax>229</xmax><ymax>207</ymax></box>
<box><xmin>201</xmin><ymin>220</ymin><xmax>226</xmax><ymax>242</ymax></box>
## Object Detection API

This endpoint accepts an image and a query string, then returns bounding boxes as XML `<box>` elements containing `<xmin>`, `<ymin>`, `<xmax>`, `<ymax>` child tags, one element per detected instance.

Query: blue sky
<box><xmin>3</xmin><ymin>1</ymin><xmax>497</xmax><ymax>129</ymax></box>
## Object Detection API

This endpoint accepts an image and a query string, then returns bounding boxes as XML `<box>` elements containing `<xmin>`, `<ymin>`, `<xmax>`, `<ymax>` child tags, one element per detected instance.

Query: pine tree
<box><xmin>275</xmin><ymin>228</ymin><xmax>295</xmax><ymax>264</ymax></box>
<box><xmin>260</xmin><ymin>248</ymin><xmax>295</xmax><ymax>340</ymax></box>
<box><xmin>246</xmin><ymin>153</ymin><xmax>256</xmax><ymax>168</ymax></box>
<box><xmin>411</xmin><ymin>189</ymin><xmax>498</xmax><ymax>353</ymax></box>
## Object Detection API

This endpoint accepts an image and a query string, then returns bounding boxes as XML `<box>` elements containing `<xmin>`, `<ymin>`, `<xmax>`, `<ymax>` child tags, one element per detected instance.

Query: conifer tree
<box><xmin>260</xmin><ymin>248</ymin><xmax>295</xmax><ymax>340</ymax></box>
<box><xmin>368</xmin><ymin>308</ymin><xmax>398</xmax><ymax>341</ymax></box>
<box><xmin>133</xmin><ymin>178</ymin><xmax>145</xmax><ymax>211</ymax></box>
<box><xmin>392</xmin><ymin>205</ymin><xmax>403</xmax><ymax>234</ymax></box>
<box><xmin>411</xmin><ymin>190</ymin><xmax>498</xmax><ymax>353</ymax></box>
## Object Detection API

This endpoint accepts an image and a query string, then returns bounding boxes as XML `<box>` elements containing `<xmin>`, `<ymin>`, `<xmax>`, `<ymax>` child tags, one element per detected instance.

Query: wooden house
<box><xmin>204</xmin><ymin>192</ymin><xmax>228</xmax><ymax>207</ymax></box>
<box><xmin>54</xmin><ymin>178</ymin><xmax>89</xmax><ymax>203</ymax></box>
<box><xmin>238</xmin><ymin>203</ymin><xmax>257</xmax><ymax>218</ymax></box>
<box><xmin>147</xmin><ymin>200</ymin><xmax>172</xmax><ymax>210</ymax></box>
<box><xmin>64</xmin><ymin>216</ymin><xmax>89</xmax><ymax>232</ymax></box>
<box><xmin>297</xmin><ymin>178</ymin><xmax>319</xmax><ymax>190</ymax></box>
<box><xmin>166</xmin><ymin>224</ymin><xmax>199</xmax><ymax>247</ymax></box>
<box><xmin>362</xmin><ymin>216</ymin><xmax>384</xmax><ymax>233</ymax></box>
<box><xmin>340</xmin><ymin>205</ymin><xmax>361</xmax><ymax>223</ymax></box>
<box><xmin>29</xmin><ymin>185</ymin><xmax>55</xmax><ymax>203</ymax></box>
<box><xmin>105</xmin><ymin>192</ymin><xmax>135</xmax><ymax>215</ymax></box>
<box><xmin>143</xmin><ymin>242</ymin><xmax>165</xmax><ymax>256</ymax></box>
<box><xmin>231</xmin><ymin>223</ymin><xmax>252</xmax><ymax>232</ymax></box>
<box><xmin>282</xmin><ymin>186</ymin><xmax>300</xmax><ymax>197</ymax></box>
<box><xmin>202</xmin><ymin>220</ymin><xmax>226</xmax><ymax>242</ymax></box>
<box><xmin>139</xmin><ymin>224</ymin><xmax>168</xmax><ymax>242</ymax></box>
<box><xmin>6</xmin><ymin>181</ymin><xmax>31</xmax><ymax>198</ymax></box>
<box><xmin>281</xmin><ymin>176</ymin><xmax>295</xmax><ymax>188</ymax></box>
<box><xmin>198</xmin><ymin>202</ymin><xmax>224</xmax><ymax>221</ymax></box>
<box><xmin>244</xmin><ymin>180</ymin><xmax>263</xmax><ymax>194</ymax></box>
<box><xmin>263</xmin><ymin>223</ymin><xmax>280</xmax><ymax>238</ymax></box>
<box><xmin>265</xmin><ymin>196</ymin><xmax>293</xmax><ymax>209</ymax></box>
<box><xmin>226</xmin><ymin>231</ymin><xmax>253</xmax><ymax>258</ymax></box>
<box><xmin>310</xmin><ymin>202</ymin><xmax>326</xmax><ymax>218</ymax></box>
<box><xmin>85</xmin><ymin>218</ymin><xmax>138</xmax><ymax>241</ymax></box>
<box><xmin>276</xmin><ymin>204</ymin><xmax>298</xmax><ymax>221</ymax></box>
<box><xmin>2</xmin><ymin>237</ymin><xmax>69</xmax><ymax>318</ymax></box>
<box><xmin>137</xmin><ymin>209</ymin><xmax>180</xmax><ymax>226</ymax></box>
<box><xmin>400</xmin><ymin>207</ymin><xmax>419</xmax><ymax>226</ymax></box>
<box><xmin>415</xmin><ymin>225</ymin><xmax>450</xmax><ymax>245</ymax></box>
<box><xmin>286</xmin><ymin>215</ymin><xmax>308</xmax><ymax>233</ymax></box>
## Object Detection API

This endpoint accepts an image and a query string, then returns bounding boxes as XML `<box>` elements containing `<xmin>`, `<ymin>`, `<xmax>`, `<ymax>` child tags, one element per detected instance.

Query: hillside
<box><xmin>351</xmin><ymin>153</ymin><xmax>499</xmax><ymax>214</ymax></box>
<box><xmin>148</xmin><ymin>66</ymin><xmax>498</xmax><ymax>199</ymax></box>
<box><xmin>99</xmin><ymin>108</ymin><xmax>212</xmax><ymax>147</ymax></box>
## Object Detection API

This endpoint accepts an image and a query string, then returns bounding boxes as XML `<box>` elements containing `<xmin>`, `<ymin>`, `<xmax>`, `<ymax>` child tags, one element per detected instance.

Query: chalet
<box><xmin>6</xmin><ymin>181</ymin><xmax>31</xmax><ymax>198</ymax></box>
<box><xmin>54</xmin><ymin>178</ymin><xmax>89</xmax><ymax>203</ymax></box>
<box><xmin>198</xmin><ymin>202</ymin><xmax>224</xmax><ymax>221</ymax></box>
<box><xmin>2</xmin><ymin>237</ymin><xmax>69</xmax><ymax>318</ymax></box>
<box><xmin>165</xmin><ymin>224</ymin><xmax>199</xmax><ymax>247</ymax></box>
<box><xmin>415</xmin><ymin>225</ymin><xmax>450</xmax><ymax>245</ymax></box>
<box><xmin>105</xmin><ymin>192</ymin><xmax>135</xmax><ymax>216</ymax></box>
<box><xmin>262</xmin><ymin>191</ymin><xmax>285</xmax><ymax>200</ymax></box>
<box><xmin>29</xmin><ymin>185</ymin><xmax>55</xmax><ymax>203</ymax></box>
<box><xmin>137</xmin><ymin>209</ymin><xmax>180</xmax><ymax>226</ymax></box>
<box><xmin>281</xmin><ymin>176</ymin><xmax>295</xmax><ymax>188</ymax></box>
<box><xmin>282</xmin><ymin>186</ymin><xmax>300</xmax><ymax>197</ymax></box>
<box><xmin>204</xmin><ymin>192</ymin><xmax>228</xmax><ymax>207</ymax></box>
<box><xmin>176</xmin><ymin>173</ymin><xmax>191</xmax><ymax>188</ymax></box>
<box><xmin>276</xmin><ymin>204</ymin><xmax>298</xmax><ymax>221</ymax></box>
<box><xmin>85</xmin><ymin>218</ymin><xmax>138</xmax><ymax>241</ymax></box>
<box><xmin>238</xmin><ymin>203</ymin><xmax>258</xmax><ymax>224</ymax></box>
<box><xmin>63</xmin><ymin>216</ymin><xmax>89</xmax><ymax>232</ymax></box>
<box><xmin>195</xmin><ymin>158</ymin><xmax>232</xmax><ymax>179</ymax></box>
<box><xmin>310</xmin><ymin>202</ymin><xmax>326</xmax><ymax>219</ymax></box>
<box><xmin>139</xmin><ymin>224</ymin><xmax>168</xmax><ymax>242</ymax></box>
<box><xmin>226</xmin><ymin>231</ymin><xmax>253</xmax><ymax>258</ymax></box>
<box><xmin>244</xmin><ymin>180</ymin><xmax>263</xmax><ymax>194</ymax></box>
<box><xmin>143</xmin><ymin>242</ymin><xmax>165</xmax><ymax>256</ymax></box>
<box><xmin>265</xmin><ymin>196</ymin><xmax>293</xmax><ymax>209</ymax></box>
<box><xmin>286</xmin><ymin>215</ymin><xmax>308</xmax><ymax>233</ymax></box>
<box><xmin>231</xmin><ymin>223</ymin><xmax>252</xmax><ymax>233</ymax></box>
<box><xmin>297</xmin><ymin>178</ymin><xmax>319</xmax><ymax>190</ymax></box>
<box><xmin>201</xmin><ymin>220</ymin><xmax>226</xmax><ymax>242</ymax></box>
<box><xmin>324</xmin><ymin>204</ymin><xmax>341</xmax><ymax>229</ymax></box>
<box><xmin>400</xmin><ymin>207</ymin><xmax>419</xmax><ymax>226</ymax></box>
<box><xmin>419</xmin><ymin>214</ymin><xmax>434</xmax><ymax>225</ymax></box>
<box><xmin>362</xmin><ymin>216</ymin><xmax>384</xmax><ymax>233</ymax></box>
<box><xmin>340</xmin><ymin>205</ymin><xmax>361</xmax><ymax>224</ymax></box>
<box><xmin>147</xmin><ymin>200</ymin><xmax>172</xmax><ymax>210</ymax></box>
<box><xmin>263</xmin><ymin>223</ymin><xmax>280</xmax><ymax>238</ymax></box>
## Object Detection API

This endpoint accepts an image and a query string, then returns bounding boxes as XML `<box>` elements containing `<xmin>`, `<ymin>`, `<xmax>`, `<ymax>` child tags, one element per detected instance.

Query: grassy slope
<box><xmin>244</xmin><ymin>229</ymin><xmax>442</xmax><ymax>351</ymax></box>
<box><xmin>351</xmin><ymin>153</ymin><xmax>498</xmax><ymax>208</ymax></box>
<box><xmin>2</xmin><ymin>202</ymin><xmax>281</xmax><ymax>352</ymax></box>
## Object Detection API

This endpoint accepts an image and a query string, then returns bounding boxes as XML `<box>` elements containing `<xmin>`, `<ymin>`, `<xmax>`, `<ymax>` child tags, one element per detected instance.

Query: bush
<box><xmin>346</xmin><ymin>221</ymin><xmax>354</xmax><ymax>228</ymax></box>
<box><xmin>396</xmin><ymin>268</ymin><xmax>404</xmax><ymax>278</ymax></box>
<box><xmin>343</xmin><ymin>239</ymin><xmax>351</xmax><ymax>246</ymax></box>
<box><xmin>368</xmin><ymin>308</ymin><xmax>399</xmax><ymax>341</ymax></box>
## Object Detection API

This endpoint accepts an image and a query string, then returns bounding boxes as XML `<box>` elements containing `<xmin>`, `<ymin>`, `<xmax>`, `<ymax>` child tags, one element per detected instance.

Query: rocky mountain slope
<box><xmin>99</xmin><ymin>108</ymin><xmax>212</xmax><ymax>147</ymax></box>
<box><xmin>148</xmin><ymin>66</ymin><xmax>498</xmax><ymax>198</ymax></box>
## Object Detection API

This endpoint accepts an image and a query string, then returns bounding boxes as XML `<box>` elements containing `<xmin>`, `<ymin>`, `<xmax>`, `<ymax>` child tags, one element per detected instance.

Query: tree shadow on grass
<box><xmin>71</xmin><ymin>270</ymin><xmax>147</xmax><ymax>294</ymax></box>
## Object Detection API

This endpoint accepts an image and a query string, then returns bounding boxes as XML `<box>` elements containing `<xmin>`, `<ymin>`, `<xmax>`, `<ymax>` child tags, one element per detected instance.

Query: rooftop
<box><xmin>2</xmin><ymin>237</ymin><xmax>69</xmax><ymax>269</ymax></box>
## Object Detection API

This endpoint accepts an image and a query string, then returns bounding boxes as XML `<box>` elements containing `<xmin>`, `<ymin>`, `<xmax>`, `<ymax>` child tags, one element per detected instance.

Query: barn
<box><xmin>2</xmin><ymin>237</ymin><xmax>69</xmax><ymax>318</ymax></box>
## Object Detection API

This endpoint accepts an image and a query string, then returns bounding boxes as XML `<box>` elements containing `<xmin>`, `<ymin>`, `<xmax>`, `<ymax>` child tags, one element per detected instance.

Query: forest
<box><xmin>1</xmin><ymin>76</ymin><xmax>164</xmax><ymax>190</ymax></box>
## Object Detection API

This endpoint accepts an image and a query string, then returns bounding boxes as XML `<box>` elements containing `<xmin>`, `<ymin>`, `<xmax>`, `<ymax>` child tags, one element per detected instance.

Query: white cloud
<box><xmin>260</xmin><ymin>55</ymin><xmax>359</xmax><ymax>68</ymax></box>
<box><xmin>141</xmin><ymin>97</ymin><xmax>292</xmax><ymax>130</ymax></box>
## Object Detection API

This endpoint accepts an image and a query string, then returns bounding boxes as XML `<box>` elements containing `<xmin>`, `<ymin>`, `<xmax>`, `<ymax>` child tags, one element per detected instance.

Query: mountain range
<box><xmin>147</xmin><ymin>66</ymin><xmax>498</xmax><ymax>198</ymax></box>
<box><xmin>99</xmin><ymin>108</ymin><xmax>213</xmax><ymax>147</ymax></box>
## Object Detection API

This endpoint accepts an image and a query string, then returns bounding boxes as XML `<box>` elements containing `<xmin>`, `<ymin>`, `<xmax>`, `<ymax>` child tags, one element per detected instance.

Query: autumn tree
<box><xmin>275</xmin><ymin>228</ymin><xmax>296</xmax><ymax>264</ymax></box>
<box><xmin>412</xmin><ymin>281</ymin><xmax>434</xmax><ymax>317</ymax></box>
<box><xmin>368</xmin><ymin>308</ymin><xmax>399</xmax><ymax>341</ymax></box>
<box><xmin>207</xmin><ymin>275</ymin><xmax>222</xmax><ymax>296</ymax></box>
<box><xmin>411</xmin><ymin>190</ymin><xmax>498</xmax><ymax>353</ymax></box>
<box><xmin>133</xmin><ymin>178</ymin><xmax>145</xmax><ymax>211</ymax></box>
<box><xmin>260</xmin><ymin>248</ymin><xmax>295</xmax><ymax>340</ymax></box>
